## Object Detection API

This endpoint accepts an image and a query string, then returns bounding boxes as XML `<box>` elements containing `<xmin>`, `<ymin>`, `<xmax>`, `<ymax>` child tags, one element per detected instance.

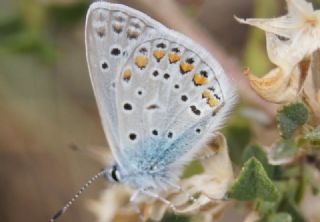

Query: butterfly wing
<box><xmin>85</xmin><ymin>2</ymin><xmax>237</xmax><ymax>175</ymax></box>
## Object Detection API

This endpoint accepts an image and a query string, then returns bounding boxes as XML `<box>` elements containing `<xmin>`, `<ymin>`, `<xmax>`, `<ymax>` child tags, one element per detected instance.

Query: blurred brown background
<box><xmin>0</xmin><ymin>0</ymin><xmax>318</xmax><ymax>222</ymax></box>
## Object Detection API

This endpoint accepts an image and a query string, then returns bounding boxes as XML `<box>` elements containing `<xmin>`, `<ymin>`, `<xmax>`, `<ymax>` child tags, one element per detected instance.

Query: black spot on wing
<box><xmin>190</xmin><ymin>105</ymin><xmax>201</xmax><ymax>116</ymax></box>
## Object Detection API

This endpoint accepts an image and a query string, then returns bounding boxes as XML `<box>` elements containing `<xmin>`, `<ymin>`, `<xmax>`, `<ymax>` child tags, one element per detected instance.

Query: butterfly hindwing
<box><xmin>116</xmin><ymin>37</ymin><xmax>236</xmax><ymax>174</ymax></box>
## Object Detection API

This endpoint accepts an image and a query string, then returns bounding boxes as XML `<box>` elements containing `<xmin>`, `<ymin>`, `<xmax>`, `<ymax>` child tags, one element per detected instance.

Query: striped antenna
<box><xmin>50</xmin><ymin>170</ymin><xmax>106</xmax><ymax>222</ymax></box>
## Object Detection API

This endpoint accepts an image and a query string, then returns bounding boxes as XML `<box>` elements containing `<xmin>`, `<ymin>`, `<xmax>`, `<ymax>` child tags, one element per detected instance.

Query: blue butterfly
<box><xmin>51</xmin><ymin>1</ymin><xmax>237</xmax><ymax>221</ymax></box>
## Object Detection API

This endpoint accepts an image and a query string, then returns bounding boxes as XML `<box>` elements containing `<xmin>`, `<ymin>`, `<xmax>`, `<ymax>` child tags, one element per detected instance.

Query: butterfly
<box><xmin>51</xmin><ymin>1</ymin><xmax>237</xmax><ymax>221</ymax></box>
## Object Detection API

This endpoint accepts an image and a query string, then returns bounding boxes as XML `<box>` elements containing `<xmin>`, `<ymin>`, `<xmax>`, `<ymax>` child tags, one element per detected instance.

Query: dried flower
<box><xmin>236</xmin><ymin>0</ymin><xmax>320</xmax><ymax>114</ymax></box>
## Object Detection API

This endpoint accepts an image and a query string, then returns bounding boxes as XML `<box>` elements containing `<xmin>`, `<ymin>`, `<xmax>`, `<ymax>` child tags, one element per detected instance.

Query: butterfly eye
<box><xmin>110</xmin><ymin>165</ymin><xmax>120</xmax><ymax>182</ymax></box>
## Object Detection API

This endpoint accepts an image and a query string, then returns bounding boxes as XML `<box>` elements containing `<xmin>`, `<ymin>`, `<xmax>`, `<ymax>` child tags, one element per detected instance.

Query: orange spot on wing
<box><xmin>193</xmin><ymin>73</ymin><xmax>208</xmax><ymax>86</ymax></box>
<box><xmin>123</xmin><ymin>69</ymin><xmax>132</xmax><ymax>81</ymax></box>
<box><xmin>180</xmin><ymin>63</ymin><xmax>194</xmax><ymax>74</ymax></box>
<box><xmin>202</xmin><ymin>90</ymin><xmax>212</xmax><ymax>98</ymax></box>
<box><xmin>135</xmin><ymin>56</ymin><xmax>149</xmax><ymax>69</ymax></box>
<box><xmin>208</xmin><ymin>97</ymin><xmax>219</xmax><ymax>107</ymax></box>
<box><xmin>168</xmin><ymin>53</ymin><xmax>181</xmax><ymax>63</ymax></box>
<box><xmin>153</xmin><ymin>50</ymin><xmax>165</xmax><ymax>61</ymax></box>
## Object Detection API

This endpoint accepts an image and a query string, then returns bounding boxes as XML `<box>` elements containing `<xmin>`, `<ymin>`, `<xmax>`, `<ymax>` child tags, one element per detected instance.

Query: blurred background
<box><xmin>0</xmin><ymin>0</ymin><xmax>319</xmax><ymax>222</ymax></box>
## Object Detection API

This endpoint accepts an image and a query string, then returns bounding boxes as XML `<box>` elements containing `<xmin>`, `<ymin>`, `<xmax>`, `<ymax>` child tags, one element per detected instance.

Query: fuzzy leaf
<box><xmin>229</xmin><ymin>157</ymin><xmax>279</xmax><ymax>201</ymax></box>
<box><xmin>243</xmin><ymin>144</ymin><xmax>275</xmax><ymax>178</ymax></box>
<box><xmin>277</xmin><ymin>103</ymin><xmax>309</xmax><ymax>139</ymax></box>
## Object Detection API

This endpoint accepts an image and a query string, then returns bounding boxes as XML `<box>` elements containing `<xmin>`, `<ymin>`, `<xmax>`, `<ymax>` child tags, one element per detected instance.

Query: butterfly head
<box><xmin>104</xmin><ymin>164</ymin><xmax>122</xmax><ymax>183</ymax></box>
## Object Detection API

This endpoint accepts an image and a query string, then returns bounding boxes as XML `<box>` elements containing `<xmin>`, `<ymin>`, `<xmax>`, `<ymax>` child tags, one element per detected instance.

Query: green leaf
<box><xmin>267</xmin><ymin>212</ymin><xmax>292</xmax><ymax>222</ymax></box>
<box><xmin>304</xmin><ymin>127</ymin><xmax>320</xmax><ymax>143</ymax></box>
<box><xmin>277</xmin><ymin>103</ymin><xmax>309</xmax><ymax>139</ymax></box>
<box><xmin>225</xmin><ymin>126</ymin><xmax>252</xmax><ymax>165</ymax></box>
<box><xmin>243</xmin><ymin>144</ymin><xmax>275</xmax><ymax>178</ymax></box>
<box><xmin>229</xmin><ymin>157</ymin><xmax>279</xmax><ymax>201</ymax></box>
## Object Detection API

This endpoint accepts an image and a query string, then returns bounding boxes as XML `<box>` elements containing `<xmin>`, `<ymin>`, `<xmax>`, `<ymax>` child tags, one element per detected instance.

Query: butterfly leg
<box><xmin>162</xmin><ymin>180</ymin><xmax>196</xmax><ymax>204</ymax></box>
<box><xmin>130</xmin><ymin>190</ymin><xmax>145</xmax><ymax>222</ymax></box>
<box><xmin>140</xmin><ymin>189</ymin><xmax>177</xmax><ymax>211</ymax></box>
